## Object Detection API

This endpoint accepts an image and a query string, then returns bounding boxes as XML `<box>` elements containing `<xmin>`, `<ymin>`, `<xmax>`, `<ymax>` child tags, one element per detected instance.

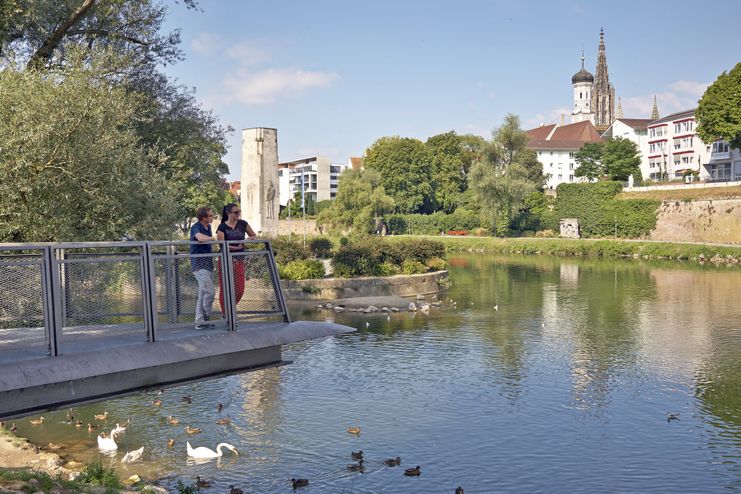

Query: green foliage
<box><xmin>602</xmin><ymin>137</ymin><xmax>642</xmax><ymax>181</ymax></box>
<box><xmin>316</xmin><ymin>168</ymin><xmax>395</xmax><ymax>233</ymax></box>
<box><xmin>377</xmin><ymin>261</ymin><xmax>402</xmax><ymax>276</ymax></box>
<box><xmin>574</xmin><ymin>142</ymin><xmax>604</xmax><ymax>180</ymax></box>
<box><xmin>426</xmin><ymin>257</ymin><xmax>449</xmax><ymax>271</ymax></box>
<box><xmin>395</xmin><ymin>238</ymin><xmax>446</xmax><ymax>263</ymax></box>
<box><xmin>401</xmin><ymin>259</ymin><xmax>427</xmax><ymax>274</ymax></box>
<box><xmin>280</xmin><ymin>191</ymin><xmax>316</xmax><ymax>219</ymax></box>
<box><xmin>511</xmin><ymin>191</ymin><xmax>557</xmax><ymax>232</ymax></box>
<box><xmin>468</xmin><ymin>114</ymin><xmax>541</xmax><ymax>232</ymax></box>
<box><xmin>271</xmin><ymin>237</ymin><xmax>311</xmax><ymax>264</ymax></box>
<box><xmin>330</xmin><ymin>237</ymin><xmax>446</xmax><ymax>277</ymax></box>
<box><xmin>308</xmin><ymin>237</ymin><xmax>334</xmax><ymax>257</ymax></box>
<box><xmin>331</xmin><ymin>243</ymin><xmax>382</xmax><ymax>277</ymax></box>
<box><xmin>279</xmin><ymin>260</ymin><xmax>325</xmax><ymax>280</ymax></box>
<box><xmin>363</xmin><ymin>136</ymin><xmax>432</xmax><ymax>213</ymax></box>
<box><xmin>554</xmin><ymin>182</ymin><xmax>659</xmax><ymax>238</ymax></box>
<box><xmin>425</xmin><ymin>131</ymin><xmax>471</xmax><ymax>213</ymax></box>
<box><xmin>697</xmin><ymin>62</ymin><xmax>741</xmax><ymax>149</ymax></box>
<box><xmin>176</xmin><ymin>480</ymin><xmax>200</xmax><ymax>494</ymax></box>
<box><xmin>78</xmin><ymin>460</ymin><xmax>123</xmax><ymax>489</ymax></box>
<box><xmin>386</xmin><ymin>209</ymin><xmax>481</xmax><ymax>234</ymax></box>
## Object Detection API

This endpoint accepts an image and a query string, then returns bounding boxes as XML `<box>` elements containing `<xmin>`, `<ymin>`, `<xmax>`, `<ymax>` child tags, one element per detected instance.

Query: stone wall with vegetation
<box><xmin>283</xmin><ymin>271</ymin><xmax>449</xmax><ymax>300</ymax></box>
<box><xmin>650</xmin><ymin>199</ymin><xmax>741</xmax><ymax>245</ymax></box>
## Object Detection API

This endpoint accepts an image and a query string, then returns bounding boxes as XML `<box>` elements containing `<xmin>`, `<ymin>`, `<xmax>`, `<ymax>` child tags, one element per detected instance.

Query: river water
<box><xmin>11</xmin><ymin>255</ymin><xmax>741</xmax><ymax>493</ymax></box>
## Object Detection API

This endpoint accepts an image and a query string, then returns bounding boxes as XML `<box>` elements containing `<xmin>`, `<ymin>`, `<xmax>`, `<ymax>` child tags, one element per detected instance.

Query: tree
<box><xmin>281</xmin><ymin>191</ymin><xmax>316</xmax><ymax>218</ymax></box>
<box><xmin>602</xmin><ymin>137</ymin><xmax>641</xmax><ymax>181</ymax></box>
<box><xmin>363</xmin><ymin>136</ymin><xmax>432</xmax><ymax>214</ymax></box>
<box><xmin>468</xmin><ymin>114</ymin><xmax>541</xmax><ymax>235</ymax></box>
<box><xmin>697</xmin><ymin>62</ymin><xmax>741</xmax><ymax>149</ymax></box>
<box><xmin>0</xmin><ymin>58</ymin><xmax>176</xmax><ymax>242</ymax></box>
<box><xmin>425</xmin><ymin>131</ymin><xmax>467</xmax><ymax>213</ymax></box>
<box><xmin>316</xmin><ymin>169</ymin><xmax>394</xmax><ymax>233</ymax></box>
<box><xmin>574</xmin><ymin>142</ymin><xmax>604</xmax><ymax>180</ymax></box>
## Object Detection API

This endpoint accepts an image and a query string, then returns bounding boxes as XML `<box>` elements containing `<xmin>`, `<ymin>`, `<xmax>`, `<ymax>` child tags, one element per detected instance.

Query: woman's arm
<box><xmin>245</xmin><ymin>222</ymin><xmax>257</xmax><ymax>239</ymax></box>
<box><xmin>194</xmin><ymin>231</ymin><xmax>212</xmax><ymax>242</ymax></box>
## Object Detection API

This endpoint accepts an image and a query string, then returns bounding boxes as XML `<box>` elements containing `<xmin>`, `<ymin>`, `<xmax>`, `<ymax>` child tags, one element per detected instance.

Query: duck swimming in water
<box><xmin>384</xmin><ymin>456</ymin><xmax>401</xmax><ymax>466</ymax></box>
<box><xmin>346</xmin><ymin>426</ymin><xmax>361</xmax><ymax>435</ymax></box>
<box><xmin>29</xmin><ymin>416</ymin><xmax>44</xmax><ymax>425</ymax></box>
<box><xmin>404</xmin><ymin>466</ymin><xmax>421</xmax><ymax>477</ymax></box>
<box><xmin>94</xmin><ymin>411</ymin><xmax>108</xmax><ymax>421</ymax></box>
<box><xmin>291</xmin><ymin>478</ymin><xmax>309</xmax><ymax>489</ymax></box>
<box><xmin>184</xmin><ymin>425</ymin><xmax>202</xmax><ymax>435</ymax></box>
<box><xmin>351</xmin><ymin>450</ymin><xmax>363</xmax><ymax>461</ymax></box>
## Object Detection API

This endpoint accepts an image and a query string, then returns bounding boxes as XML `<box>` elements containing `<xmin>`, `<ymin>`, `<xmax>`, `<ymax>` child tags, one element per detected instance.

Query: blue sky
<box><xmin>161</xmin><ymin>0</ymin><xmax>741</xmax><ymax>179</ymax></box>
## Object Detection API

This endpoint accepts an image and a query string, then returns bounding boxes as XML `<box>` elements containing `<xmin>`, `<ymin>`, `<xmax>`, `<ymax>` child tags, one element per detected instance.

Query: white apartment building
<box><xmin>644</xmin><ymin>109</ymin><xmax>711</xmax><ymax>182</ymax></box>
<box><xmin>526</xmin><ymin>120</ymin><xmax>603</xmax><ymax>188</ymax></box>
<box><xmin>277</xmin><ymin>156</ymin><xmax>351</xmax><ymax>207</ymax></box>
<box><xmin>705</xmin><ymin>140</ymin><xmax>741</xmax><ymax>182</ymax></box>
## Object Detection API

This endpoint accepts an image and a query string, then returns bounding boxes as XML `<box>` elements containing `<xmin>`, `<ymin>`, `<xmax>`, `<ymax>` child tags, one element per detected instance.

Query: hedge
<box><xmin>387</xmin><ymin>209</ymin><xmax>481</xmax><ymax>235</ymax></box>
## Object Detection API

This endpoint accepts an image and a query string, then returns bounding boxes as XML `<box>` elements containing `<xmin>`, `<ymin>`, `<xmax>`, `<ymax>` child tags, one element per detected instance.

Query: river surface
<box><xmin>11</xmin><ymin>255</ymin><xmax>741</xmax><ymax>493</ymax></box>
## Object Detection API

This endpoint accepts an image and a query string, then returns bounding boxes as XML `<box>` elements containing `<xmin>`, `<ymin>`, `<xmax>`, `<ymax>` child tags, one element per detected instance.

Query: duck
<box><xmin>94</xmin><ymin>411</ymin><xmax>108</xmax><ymax>421</ymax></box>
<box><xmin>87</xmin><ymin>423</ymin><xmax>98</xmax><ymax>432</ymax></box>
<box><xmin>347</xmin><ymin>461</ymin><xmax>365</xmax><ymax>472</ymax></box>
<box><xmin>75</xmin><ymin>420</ymin><xmax>83</xmax><ymax>428</ymax></box>
<box><xmin>152</xmin><ymin>398</ymin><xmax>162</xmax><ymax>407</ymax></box>
<box><xmin>112</xmin><ymin>423</ymin><xmax>127</xmax><ymax>435</ymax></box>
<box><xmin>65</xmin><ymin>410</ymin><xmax>74</xmax><ymax>423</ymax></box>
<box><xmin>216</xmin><ymin>416</ymin><xmax>231</xmax><ymax>426</ymax></box>
<box><xmin>195</xmin><ymin>476</ymin><xmax>211</xmax><ymax>489</ymax></box>
<box><xmin>404</xmin><ymin>466</ymin><xmax>421</xmax><ymax>477</ymax></box>
<box><xmin>29</xmin><ymin>416</ymin><xmax>44</xmax><ymax>425</ymax></box>
<box><xmin>167</xmin><ymin>415</ymin><xmax>180</xmax><ymax>425</ymax></box>
<box><xmin>217</xmin><ymin>403</ymin><xmax>224</xmax><ymax>413</ymax></box>
<box><xmin>186</xmin><ymin>441</ymin><xmax>238</xmax><ymax>459</ymax></box>
<box><xmin>121</xmin><ymin>446</ymin><xmax>144</xmax><ymax>463</ymax></box>
<box><xmin>46</xmin><ymin>443</ymin><xmax>63</xmax><ymax>450</ymax></box>
<box><xmin>455</xmin><ymin>487</ymin><xmax>464</xmax><ymax>494</ymax></box>
<box><xmin>667</xmin><ymin>412</ymin><xmax>681</xmax><ymax>422</ymax></box>
<box><xmin>184</xmin><ymin>425</ymin><xmax>202</xmax><ymax>435</ymax></box>
<box><xmin>228</xmin><ymin>486</ymin><xmax>244</xmax><ymax>494</ymax></box>
<box><xmin>351</xmin><ymin>450</ymin><xmax>363</xmax><ymax>461</ymax></box>
<box><xmin>97</xmin><ymin>431</ymin><xmax>118</xmax><ymax>450</ymax></box>
<box><xmin>346</xmin><ymin>426</ymin><xmax>361</xmax><ymax>435</ymax></box>
<box><xmin>384</xmin><ymin>456</ymin><xmax>401</xmax><ymax>466</ymax></box>
<box><xmin>291</xmin><ymin>478</ymin><xmax>309</xmax><ymax>489</ymax></box>
<box><xmin>181</xmin><ymin>395</ymin><xmax>192</xmax><ymax>404</ymax></box>
<box><xmin>167</xmin><ymin>438</ymin><xmax>175</xmax><ymax>448</ymax></box>
<box><xmin>9</xmin><ymin>423</ymin><xmax>17</xmax><ymax>432</ymax></box>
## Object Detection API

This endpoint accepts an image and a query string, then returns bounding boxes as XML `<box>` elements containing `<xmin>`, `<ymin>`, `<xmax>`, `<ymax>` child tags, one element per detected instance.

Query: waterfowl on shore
<box><xmin>290</xmin><ymin>478</ymin><xmax>309</xmax><ymax>489</ymax></box>
<box><xmin>346</xmin><ymin>426</ymin><xmax>361</xmax><ymax>435</ymax></box>
<box><xmin>29</xmin><ymin>416</ymin><xmax>44</xmax><ymax>425</ymax></box>
<box><xmin>121</xmin><ymin>446</ymin><xmax>144</xmax><ymax>463</ymax></box>
<box><xmin>152</xmin><ymin>398</ymin><xmax>162</xmax><ymax>407</ymax></box>
<box><xmin>167</xmin><ymin>438</ymin><xmax>175</xmax><ymax>448</ymax></box>
<box><xmin>384</xmin><ymin>456</ymin><xmax>401</xmax><ymax>466</ymax></box>
<box><xmin>216</xmin><ymin>416</ymin><xmax>231</xmax><ymax>426</ymax></box>
<box><xmin>87</xmin><ymin>423</ymin><xmax>98</xmax><ymax>432</ymax></box>
<box><xmin>184</xmin><ymin>425</ymin><xmax>202</xmax><ymax>435</ymax></box>
<box><xmin>97</xmin><ymin>432</ymin><xmax>118</xmax><ymax>450</ymax></box>
<box><xmin>181</xmin><ymin>395</ymin><xmax>192</xmax><ymax>404</ymax></box>
<box><xmin>187</xmin><ymin>441</ymin><xmax>238</xmax><ymax>458</ymax></box>
<box><xmin>94</xmin><ymin>411</ymin><xmax>108</xmax><ymax>421</ymax></box>
<box><xmin>195</xmin><ymin>476</ymin><xmax>211</xmax><ymax>489</ymax></box>
<box><xmin>404</xmin><ymin>466</ymin><xmax>421</xmax><ymax>477</ymax></box>
<box><xmin>351</xmin><ymin>450</ymin><xmax>363</xmax><ymax>461</ymax></box>
<box><xmin>167</xmin><ymin>416</ymin><xmax>180</xmax><ymax>425</ymax></box>
<box><xmin>228</xmin><ymin>486</ymin><xmax>243</xmax><ymax>494</ymax></box>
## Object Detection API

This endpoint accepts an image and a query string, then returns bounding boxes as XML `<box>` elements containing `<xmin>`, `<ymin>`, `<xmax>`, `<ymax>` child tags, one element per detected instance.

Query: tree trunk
<box><xmin>27</xmin><ymin>0</ymin><xmax>97</xmax><ymax>68</ymax></box>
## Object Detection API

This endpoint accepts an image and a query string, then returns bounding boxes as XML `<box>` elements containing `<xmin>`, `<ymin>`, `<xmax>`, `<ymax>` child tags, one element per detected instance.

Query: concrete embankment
<box><xmin>282</xmin><ymin>270</ymin><xmax>448</xmax><ymax>300</ymax></box>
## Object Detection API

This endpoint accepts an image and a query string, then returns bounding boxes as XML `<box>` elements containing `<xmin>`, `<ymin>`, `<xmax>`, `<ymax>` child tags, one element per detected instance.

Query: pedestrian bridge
<box><xmin>0</xmin><ymin>240</ymin><xmax>354</xmax><ymax>419</ymax></box>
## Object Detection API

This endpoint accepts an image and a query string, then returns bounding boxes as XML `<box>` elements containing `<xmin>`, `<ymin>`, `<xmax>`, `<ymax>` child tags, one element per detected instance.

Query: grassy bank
<box><xmin>390</xmin><ymin>236</ymin><xmax>741</xmax><ymax>263</ymax></box>
<box><xmin>617</xmin><ymin>184</ymin><xmax>741</xmax><ymax>202</ymax></box>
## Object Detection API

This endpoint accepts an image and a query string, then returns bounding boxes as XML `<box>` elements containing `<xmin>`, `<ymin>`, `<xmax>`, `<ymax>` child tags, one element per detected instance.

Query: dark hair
<box><xmin>221</xmin><ymin>203</ymin><xmax>238</xmax><ymax>223</ymax></box>
<box><xmin>196</xmin><ymin>207</ymin><xmax>212</xmax><ymax>221</ymax></box>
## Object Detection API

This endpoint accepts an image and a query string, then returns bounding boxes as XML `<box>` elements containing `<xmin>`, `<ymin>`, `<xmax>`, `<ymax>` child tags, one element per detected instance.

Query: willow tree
<box><xmin>468</xmin><ymin>114</ymin><xmax>543</xmax><ymax>235</ymax></box>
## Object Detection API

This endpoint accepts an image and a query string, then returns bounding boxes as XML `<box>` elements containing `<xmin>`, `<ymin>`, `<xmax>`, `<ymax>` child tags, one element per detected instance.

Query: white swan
<box><xmin>186</xmin><ymin>441</ymin><xmax>238</xmax><ymax>459</ymax></box>
<box><xmin>112</xmin><ymin>423</ymin><xmax>127</xmax><ymax>435</ymax></box>
<box><xmin>97</xmin><ymin>431</ymin><xmax>118</xmax><ymax>450</ymax></box>
<box><xmin>121</xmin><ymin>446</ymin><xmax>144</xmax><ymax>463</ymax></box>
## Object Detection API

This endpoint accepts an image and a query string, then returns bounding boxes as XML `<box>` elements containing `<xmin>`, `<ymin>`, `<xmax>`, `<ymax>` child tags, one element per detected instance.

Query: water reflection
<box><xmin>9</xmin><ymin>255</ymin><xmax>741</xmax><ymax>492</ymax></box>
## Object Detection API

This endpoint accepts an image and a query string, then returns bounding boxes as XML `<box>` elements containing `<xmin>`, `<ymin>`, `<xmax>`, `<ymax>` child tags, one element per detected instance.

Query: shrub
<box><xmin>308</xmin><ymin>237</ymin><xmax>333</xmax><ymax>258</ymax></box>
<box><xmin>473</xmin><ymin>227</ymin><xmax>489</xmax><ymax>236</ymax></box>
<box><xmin>386</xmin><ymin>209</ymin><xmax>481</xmax><ymax>235</ymax></box>
<box><xmin>339</xmin><ymin>236</ymin><xmax>349</xmax><ymax>246</ymax></box>
<box><xmin>331</xmin><ymin>243</ymin><xmax>381</xmax><ymax>277</ymax></box>
<box><xmin>377</xmin><ymin>261</ymin><xmax>401</xmax><ymax>276</ymax></box>
<box><xmin>426</xmin><ymin>256</ymin><xmax>448</xmax><ymax>271</ymax></box>
<box><xmin>401</xmin><ymin>259</ymin><xmax>427</xmax><ymax>274</ymax></box>
<box><xmin>78</xmin><ymin>460</ymin><xmax>123</xmax><ymax>489</ymax></box>
<box><xmin>396</xmin><ymin>238</ymin><xmax>446</xmax><ymax>263</ymax></box>
<box><xmin>271</xmin><ymin>237</ymin><xmax>311</xmax><ymax>264</ymax></box>
<box><xmin>279</xmin><ymin>259</ymin><xmax>325</xmax><ymax>280</ymax></box>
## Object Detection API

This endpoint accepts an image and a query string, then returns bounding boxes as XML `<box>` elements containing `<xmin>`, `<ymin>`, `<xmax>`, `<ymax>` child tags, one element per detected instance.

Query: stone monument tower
<box><xmin>241</xmin><ymin>127</ymin><xmax>279</xmax><ymax>237</ymax></box>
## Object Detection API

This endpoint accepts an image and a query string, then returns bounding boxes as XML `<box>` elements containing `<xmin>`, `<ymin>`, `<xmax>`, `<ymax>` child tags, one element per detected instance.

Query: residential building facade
<box><xmin>526</xmin><ymin>120</ymin><xmax>603</xmax><ymax>189</ymax></box>
<box><xmin>706</xmin><ymin>140</ymin><xmax>741</xmax><ymax>182</ymax></box>
<box><xmin>277</xmin><ymin>156</ymin><xmax>351</xmax><ymax>207</ymax></box>
<box><xmin>644</xmin><ymin>109</ymin><xmax>711</xmax><ymax>182</ymax></box>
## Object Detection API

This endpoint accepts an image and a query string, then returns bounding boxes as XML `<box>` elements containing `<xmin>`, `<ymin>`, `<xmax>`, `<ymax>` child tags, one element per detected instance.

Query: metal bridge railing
<box><xmin>0</xmin><ymin>240</ymin><xmax>289</xmax><ymax>360</ymax></box>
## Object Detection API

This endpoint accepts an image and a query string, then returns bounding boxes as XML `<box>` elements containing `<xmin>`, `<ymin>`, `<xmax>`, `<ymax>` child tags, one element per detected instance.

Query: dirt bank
<box><xmin>0</xmin><ymin>428</ymin><xmax>70</xmax><ymax>476</ymax></box>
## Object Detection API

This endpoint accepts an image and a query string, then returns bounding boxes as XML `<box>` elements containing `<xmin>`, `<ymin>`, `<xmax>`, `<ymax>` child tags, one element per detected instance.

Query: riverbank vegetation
<box><xmin>0</xmin><ymin>461</ymin><xmax>127</xmax><ymax>493</ymax></box>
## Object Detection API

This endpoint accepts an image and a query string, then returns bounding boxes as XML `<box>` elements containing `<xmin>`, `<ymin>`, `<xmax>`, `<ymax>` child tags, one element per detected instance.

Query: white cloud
<box><xmin>191</xmin><ymin>32</ymin><xmax>224</xmax><ymax>56</ymax></box>
<box><xmin>621</xmin><ymin>79</ymin><xmax>709</xmax><ymax>118</ymax></box>
<box><xmin>223</xmin><ymin>68</ymin><xmax>339</xmax><ymax>105</ymax></box>
<box><xmin>225</xmin><ymin>41</ymin><xmax>269</xmax><ymax>66</ymax></box>
<box><xmin>668</xmin><ymin>80</ymin><xmax>710</xmax><ymax>98</ymax></box>
<box><xmin>524</xmin><ymin>107</ymin><xmax>571</xmax><ymax>129</ymax></box>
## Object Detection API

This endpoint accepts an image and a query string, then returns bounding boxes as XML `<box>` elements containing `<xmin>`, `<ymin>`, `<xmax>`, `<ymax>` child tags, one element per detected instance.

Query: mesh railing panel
<box><xmin>153</xmin><ymin>254</ymin><xmax>225</xmax><ymax>329</ymax></box>
<box><xmin>232</xmin><ymin>251</ymin><xmax>283</xmax><ymax>319</ymax></box>
<box><xmin>0</xmin><ymin>252</ymin><xmax>47</xmax><ymax>353</ymax></box>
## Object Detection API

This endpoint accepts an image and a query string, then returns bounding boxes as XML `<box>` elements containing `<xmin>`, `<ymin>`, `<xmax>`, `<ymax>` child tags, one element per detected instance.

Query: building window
<box><xmin>569</xmin><ymin>174</ymin><xmax>574</xmax><ymax>181</ymax></box>
<box><xmin>569</xmin><ymin>152</ymin><xmax>574</xmax><ymax>158</ymax></box>
<box><xmin>558</xmin><ymin>174</ymin><xmax>563</xmax><ymax>180</ymax></box>
<box><xmin>650</xmin><ymin>143</ymin><xmax>656</xmax><ymax>153</ymax></box>
<box><xmin>713</xmin><ymin>141</ymin><xmax>730</xmax><ymax>153</ymax></box>
<box><xmin>550</xmin><ymin>163</ymin><xmax>553</xmax><ymax>168</ymax></box>
<box><xmin>674</xmin><ymin>123</ymin><xmax>681</xmax><ymax>133</ymax></box>
<box><xmin>569</xmin><ymin>163</ymin><xmax>574</xmax><ymax>170</ymax></box>
<box><xmin>550</xmin><ymin>151</ymin><xmax>553</xmax><ymax>156</ymax></box>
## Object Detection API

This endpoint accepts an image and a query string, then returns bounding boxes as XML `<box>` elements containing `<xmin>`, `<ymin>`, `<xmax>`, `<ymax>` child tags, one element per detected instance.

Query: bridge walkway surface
<box><xmin>0</xmin><ymin>240</ymin><xmax>354</xmax><ymax>419</ymax></box>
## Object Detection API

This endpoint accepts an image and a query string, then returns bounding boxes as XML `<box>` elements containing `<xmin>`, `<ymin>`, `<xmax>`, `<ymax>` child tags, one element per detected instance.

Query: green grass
<box><xmin>391</xmin><ymin>235</ymin><xmax>741</xmax><ymax>263</ymax></box>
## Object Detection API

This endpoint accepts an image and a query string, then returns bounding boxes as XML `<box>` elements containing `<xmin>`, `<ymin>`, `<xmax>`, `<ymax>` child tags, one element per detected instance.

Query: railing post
<box><xmin>164</xmin><ymin>244</ymin><xmax>177</xmax><ymax>324</ymax></box>
<box><xmin>266</xmin><ymin>241</ymin><xmax>290</xmax><ymax>323</ymax></box>
<box><xmin>222</xmin><ymin>241</ymin><xmax>237</xmax><ymax>331</ymax></box>
<box><xmin>41</xmin><ymin>246</ymin><xmax>59</xmax><ymax>357</ymax></box>
<box><xmin>48</xmin><ymin>246</ymin><xmax>64</xmax><ymax>355</ymax></box>
<box><xmin>141</xmin><ymin>243</ymin><xmax>157</xmax><ymax>342</ymax></box>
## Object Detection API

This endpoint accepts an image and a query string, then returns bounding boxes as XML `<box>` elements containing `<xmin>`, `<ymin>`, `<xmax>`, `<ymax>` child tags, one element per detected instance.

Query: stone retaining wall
<box><xmin>282</xmin><ymin>270</ymin><xmax>448</xmax><ymax>300</ymax></box>
<box><xmin>650</xmin><ymin>199</ymin><xmax>741</xmax><ymax>245</ymax></box>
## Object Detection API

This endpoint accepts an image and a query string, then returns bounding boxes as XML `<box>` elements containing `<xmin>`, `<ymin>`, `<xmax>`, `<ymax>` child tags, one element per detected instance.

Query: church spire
<box><xmin>591</xmin><ymin>28</ymin><xmax>615</xmax><ymax>130</ymax></box>
<box><xmin>616</xmin><ymin>97</ymin><xmax>623</xmax><ymax>119</ymax></box>
<box><xmin>651</xmin><ymin>95</ymin><xmax>659</xmax><ymax>120</ymax></box>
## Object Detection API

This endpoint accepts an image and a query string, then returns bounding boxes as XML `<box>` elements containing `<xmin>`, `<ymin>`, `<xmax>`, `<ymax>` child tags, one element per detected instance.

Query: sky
<box><xmin>161</xmin><ymin>0</ymin><xmax>741</xmax><ymax>180</ymax></box>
